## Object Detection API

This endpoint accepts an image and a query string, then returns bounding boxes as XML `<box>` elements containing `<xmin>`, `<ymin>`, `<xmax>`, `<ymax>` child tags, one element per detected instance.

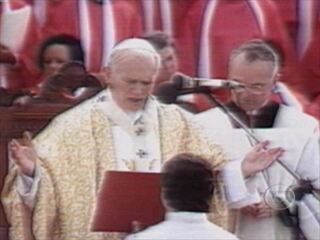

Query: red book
<box><xmin>91</xmin><ymin>170</ymin><xmax>165</xmax><ymax>233</ymax></box>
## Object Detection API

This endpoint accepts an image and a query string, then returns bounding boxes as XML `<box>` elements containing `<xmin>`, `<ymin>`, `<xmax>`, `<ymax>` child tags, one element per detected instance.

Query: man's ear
<box><xmin>101</xmin><ymin>66</ymin><xmax>111</xmax><ymax>86</ymax></box>
<box><xmin>273</xmin><ymin>72</ymin><xmax>282</xmax><ymax>84</ymax></box>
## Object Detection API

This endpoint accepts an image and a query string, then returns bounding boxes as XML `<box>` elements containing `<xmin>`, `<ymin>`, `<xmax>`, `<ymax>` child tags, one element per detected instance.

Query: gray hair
<box><xmin>229</xmin><ymin>40</ymin><xmax>281</xmax><ymax>74</ymax></box>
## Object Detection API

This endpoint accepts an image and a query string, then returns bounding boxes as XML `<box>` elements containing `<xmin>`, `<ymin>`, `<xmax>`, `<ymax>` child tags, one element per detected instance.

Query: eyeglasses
<box><xmin>232</xmin><ymin>83</ymin><xmax>273</xmax><ymax>94</ymax></box>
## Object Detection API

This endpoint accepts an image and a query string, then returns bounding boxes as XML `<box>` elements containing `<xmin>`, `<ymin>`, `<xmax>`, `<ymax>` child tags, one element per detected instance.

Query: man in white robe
<box><xmin>196</xmin><ymin>40</ymin><xmax>320</xmax><ymax>240</ymax></box>
<box><xmin>1</xmin><ymin>38</ymin><xmax>283</xmax><ymax>240</ymax></box>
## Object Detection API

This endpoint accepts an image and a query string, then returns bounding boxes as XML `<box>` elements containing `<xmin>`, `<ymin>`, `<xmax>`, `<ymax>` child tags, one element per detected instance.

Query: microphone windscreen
<box><xmin>153</xmin><ymin>80</ymin><xmax>180</xmax><ymax>104</ymax></box>
<box><xmin>172</xmin><ymin>73</ymin><xmax>205</xmax><ymax>89</ymax></box>
<box><xmin>171</xmin><ymin>73</ymin><xmax>186</xmax><ymax>87</ymax></box>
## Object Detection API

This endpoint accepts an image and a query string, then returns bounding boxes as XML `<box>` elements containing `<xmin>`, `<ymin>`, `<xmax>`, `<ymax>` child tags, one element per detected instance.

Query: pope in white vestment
<box><xmin>1</xmin><ymin>38</ymin><xmax>271</xmax><ymax>240</ymax></box>
<box><xmin>2</xmin><ymin>38</ymin><xmax>286</xmax><ymax>240</ymax></box>
<box><xmin>2</xmin><ymin>90</ymin><xmax>229</xmax><ymax>240</ymax></box>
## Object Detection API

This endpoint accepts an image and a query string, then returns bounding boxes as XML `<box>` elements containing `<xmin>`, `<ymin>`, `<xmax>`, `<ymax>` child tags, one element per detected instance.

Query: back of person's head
<box><xmin>229</xmin><ymin>39</ymin><xmax>282</xmax><ymax>74</ymax></box>
<box><xmin>161</xmin><ymin>153</ymin><xmax>214</xmax><ymax>213</ymax></box>
<box><xmin>141</xmin><ymin>31</ymin><xmax>175</xmax><ymax>51</ymax></box>
<box><xmin>37</xmin><ymin>34</ymin><xmax>85</xmax><ymax>71</ymax></box>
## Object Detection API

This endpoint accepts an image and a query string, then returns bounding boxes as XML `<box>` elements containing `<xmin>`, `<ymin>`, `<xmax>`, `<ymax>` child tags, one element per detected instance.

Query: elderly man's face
<box><xmin>229</xmin><ymin>53</ymin><xmax>277</xmax><ymax>112</ymax></box>
<box><xmin>105</xmin><ymin>57</ymin><xmax>158</xmax><ymax>112</ymax></box>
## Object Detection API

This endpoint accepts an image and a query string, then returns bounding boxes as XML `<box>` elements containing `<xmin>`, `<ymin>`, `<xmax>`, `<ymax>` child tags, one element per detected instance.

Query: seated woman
<box><xmin>14</xmin><ymin>34</ymin><xmax>103</xmax><ymax>106</ymax></box>
<box><xmin>35</xmin><ymin>34</ymin><xmax>85</xmax><ymax>90</ymax></box>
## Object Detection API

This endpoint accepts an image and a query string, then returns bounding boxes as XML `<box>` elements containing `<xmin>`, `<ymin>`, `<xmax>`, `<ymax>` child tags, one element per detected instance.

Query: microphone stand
<box><xmin>193</xmin><ymin>87</ymin><xmax>320</xmax><ymax>202</ymax></box>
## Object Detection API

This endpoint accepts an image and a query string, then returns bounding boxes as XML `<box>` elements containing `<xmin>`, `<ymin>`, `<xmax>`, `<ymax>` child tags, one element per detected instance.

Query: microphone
<box><xmin>154</xmin><ymin>74</ymin><xmax>238</xmax><ymax>104</ymax></box>
<box><xmin>173</xmin><ymin>73</ymin><xmax>241</xmax><ymax>90</ymax></box>
<box><xmin>153</xmin><ymin>81</ymin><xmax>184</xmax><ymax>104</ymax></box>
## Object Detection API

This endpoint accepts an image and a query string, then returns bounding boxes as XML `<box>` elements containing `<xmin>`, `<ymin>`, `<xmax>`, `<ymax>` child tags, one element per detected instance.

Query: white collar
<box><xmin>165</xmin><ymin>212</ymin><xmax>208</xmax><ymax>223</ymax></box>
<box><xmin>95</xmin><ymin>89</ymin><xmax>159</xmax><ymax>134</ymax></box>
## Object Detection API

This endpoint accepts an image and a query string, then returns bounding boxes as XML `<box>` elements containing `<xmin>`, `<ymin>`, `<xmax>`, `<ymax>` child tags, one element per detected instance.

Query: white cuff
<box><xmin>222</xmin><ymin>161</ymin><xmax>261</xmax><ymax>208</ymax></box>
<box><xmin>227</xmin><ymin>191</ymin><xmax>261</xmax><ymax>209</ymax></box>
<box><xmin>16</xmin><ymin>164</ymin><xmax>41</xmax><ymax>209</ymax></box>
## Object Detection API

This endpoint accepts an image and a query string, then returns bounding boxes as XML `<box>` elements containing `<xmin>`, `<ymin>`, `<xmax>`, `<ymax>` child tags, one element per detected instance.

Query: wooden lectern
<box><xmin>91</xmin><ymin>171</ymin><xmax>165</xmax><ymax>233</ymax></box>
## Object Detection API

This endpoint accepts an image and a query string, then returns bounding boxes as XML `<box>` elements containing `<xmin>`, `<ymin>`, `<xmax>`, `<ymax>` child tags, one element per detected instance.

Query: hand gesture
<box><xmin>255</xmin><ymin>202</ymin><xmax>273</xmax><ymax>218</ymax></box>
<box><xmin>241</xmin><ymin>202</ymin><xmax>273</xmax><ymax>218</ymax></box>
<box><xmin>9</xmin><ymin>131</ymin><xmax>38</xmax><ymax>177</ymax></box>
<box><xmin>241</xmin><ymin>204</ymin><xmax>258</xmax><ymax>217</ymax></box>
<box><xmin>242</xmin><ymin>141</ymin><xmax>284</xmax><ymax>177</ymax></box>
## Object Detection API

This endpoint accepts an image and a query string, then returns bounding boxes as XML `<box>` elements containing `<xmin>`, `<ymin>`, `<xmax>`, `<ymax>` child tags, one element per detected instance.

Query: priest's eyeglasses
<box><xmin>232</xmin><ymin>82</ymin><xmax>273</xmax><ymax>94</ymax></box>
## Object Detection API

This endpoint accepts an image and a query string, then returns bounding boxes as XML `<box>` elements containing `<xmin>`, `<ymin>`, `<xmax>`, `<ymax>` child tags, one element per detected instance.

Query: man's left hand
<box><xmin>241</xmin><ymin>141</ymin><xmax>284</xmax><ymax>177</ymax></box>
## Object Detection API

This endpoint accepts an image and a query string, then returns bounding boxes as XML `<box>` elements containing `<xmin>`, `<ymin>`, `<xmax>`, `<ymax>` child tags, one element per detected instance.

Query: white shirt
<box><xmin>125</xmin><ymin>212</ymin><xmax>239</xmax><ymax>240</ymax></box>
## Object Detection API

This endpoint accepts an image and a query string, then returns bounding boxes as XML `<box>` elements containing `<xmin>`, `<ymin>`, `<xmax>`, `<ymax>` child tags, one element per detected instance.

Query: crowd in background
<box><xmin>0</xmin><ymin>0</ymin><xmax>319</xmax><ymax>119</ymax></box>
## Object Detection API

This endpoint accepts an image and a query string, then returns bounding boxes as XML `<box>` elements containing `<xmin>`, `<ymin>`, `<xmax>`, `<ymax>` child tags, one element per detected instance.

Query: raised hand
<box><xmin>241</xmin><ymin>141</ymin><xmax>284</xmax><ymax>177</ymax></box>
<box><xmin>8</xmin><ymin>131</ymin><xmax>38</xmax><ymax>177</ymax></box>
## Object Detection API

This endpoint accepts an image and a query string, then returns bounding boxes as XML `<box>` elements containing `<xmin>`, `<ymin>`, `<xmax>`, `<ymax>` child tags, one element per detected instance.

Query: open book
<box><xmin>91</xmin><ymin>170</ymin><xmax>165</xmax><ymax>233</ymax></box>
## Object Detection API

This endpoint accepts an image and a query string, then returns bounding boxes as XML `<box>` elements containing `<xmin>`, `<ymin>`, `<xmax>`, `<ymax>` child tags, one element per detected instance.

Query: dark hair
<box><xmin>142</xmin><ymin>31</ymin><xmax>175</xmax><ymax>51</ymax></box>
<box><xmin>161</xmin><ymin>153</ymin><xmax>214</xmax><ymax>212</ymax></box>
<box><xmin>37</xmin><ymin>34</ymin><xmax>85</xmax><ymax>70</ymax></box>
<box><xmin>229</xmin><ymin>39</ymin><xmax>282</xmax><ymax>72</ymax></box>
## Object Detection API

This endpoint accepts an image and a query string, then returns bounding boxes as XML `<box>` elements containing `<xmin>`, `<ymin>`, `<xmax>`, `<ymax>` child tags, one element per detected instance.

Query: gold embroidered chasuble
<box><xmin>2</xmin><ymin>98</ymin><xmax>228</xmax><ymax>240</ymax></box>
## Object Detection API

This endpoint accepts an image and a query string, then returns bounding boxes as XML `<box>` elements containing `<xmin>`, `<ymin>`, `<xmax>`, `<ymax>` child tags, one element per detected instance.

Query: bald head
<box><xmin>229</xmin><ymin>40</ymin><xmax>281</xmax><ymax>77</ymax></box>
